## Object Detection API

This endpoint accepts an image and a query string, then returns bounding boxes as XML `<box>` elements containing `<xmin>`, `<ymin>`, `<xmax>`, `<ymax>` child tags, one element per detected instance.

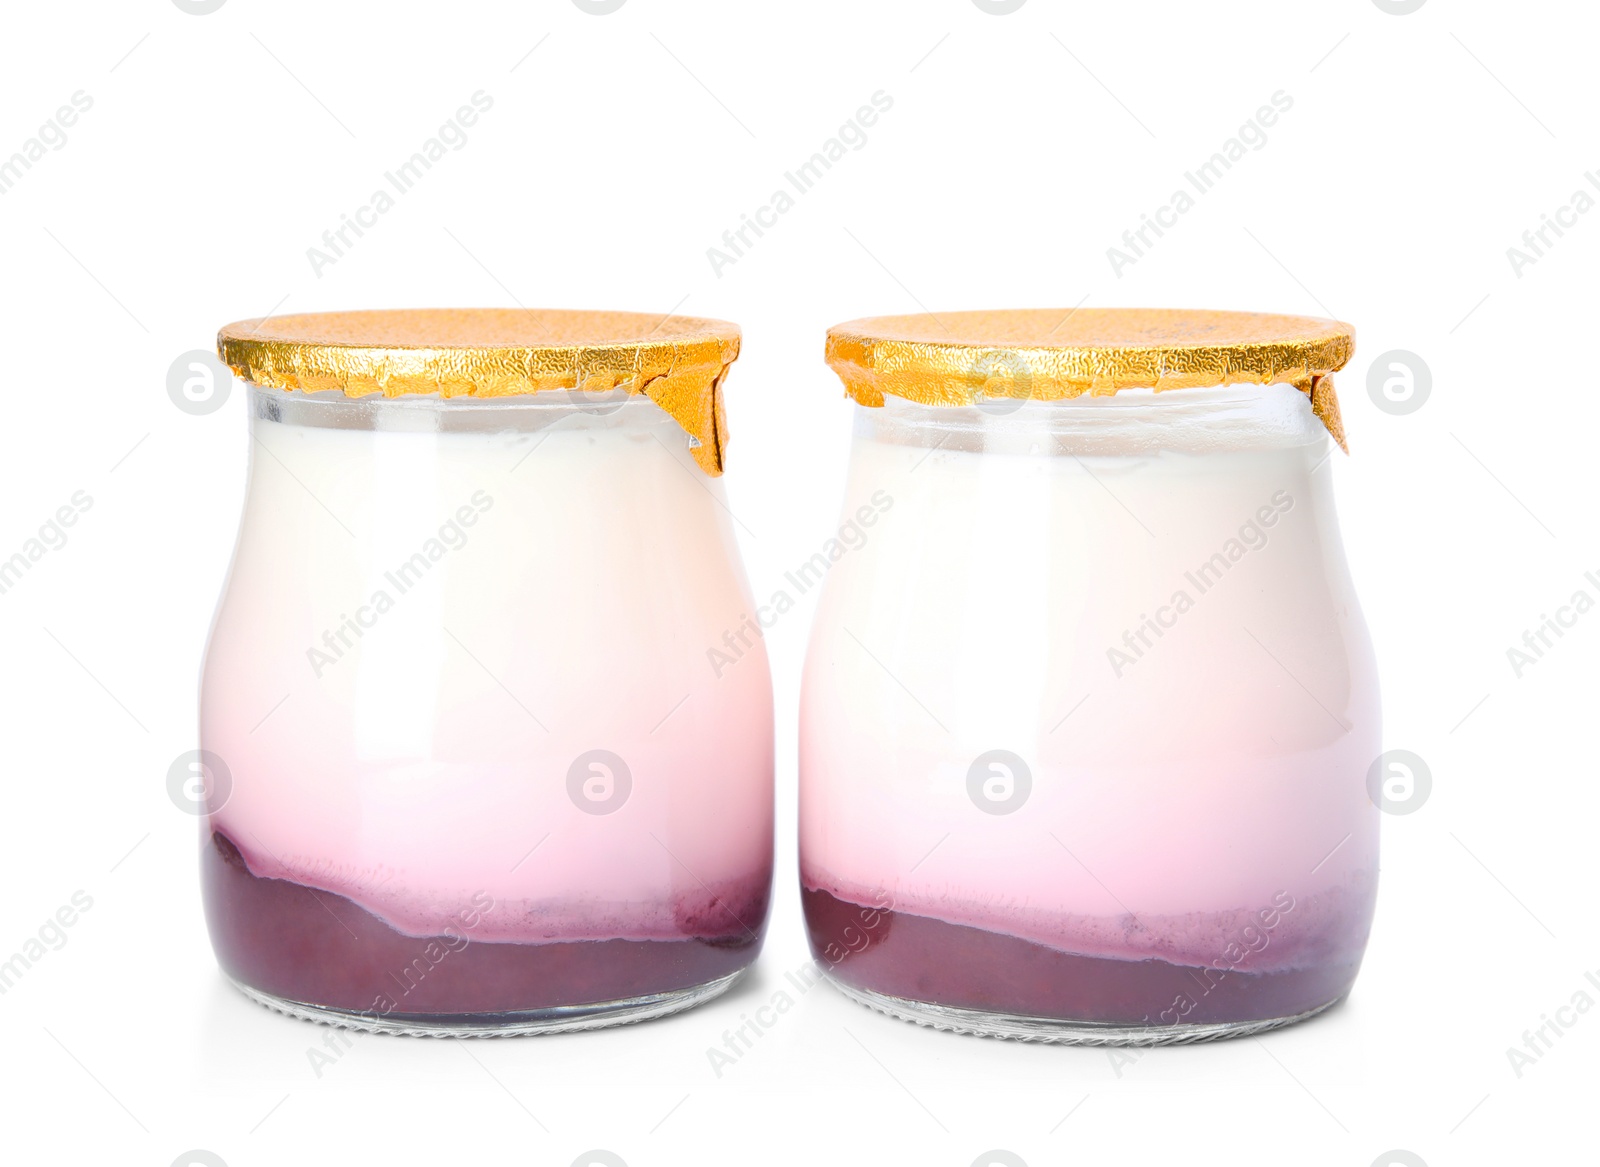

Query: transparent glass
<box><xmin>201</xmin><ymin>386</ymin><xmax>774</xmax><ymax>1034</ymax></box>
<box><xmin>799</xmin><ymin>384</ymin><xmax>1380</xmax><ymax>1044</ymax></box>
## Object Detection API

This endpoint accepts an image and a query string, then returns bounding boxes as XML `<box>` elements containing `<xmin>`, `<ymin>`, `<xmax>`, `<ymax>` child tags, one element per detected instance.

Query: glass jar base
<box><xmin>228</xmin><ymin>969</ymin><xmax>745</xmax><ymax>1038</ymax></box>
<box><xmin>824</xmin><ymin>974</ymin><xmax>1342</xmax><ymax>1046</ymax></box>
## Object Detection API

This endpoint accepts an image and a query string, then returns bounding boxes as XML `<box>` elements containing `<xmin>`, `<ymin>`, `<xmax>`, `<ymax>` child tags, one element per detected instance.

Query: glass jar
<box><xmin>800</xmin><ymin>309</ymin><xmax>1380</xmax><ymax>1044</ymax></box>
<box><xmin>201</xmin><ymin>310</ymin><xmax>773</xmax><ymax>1035</ymax></box>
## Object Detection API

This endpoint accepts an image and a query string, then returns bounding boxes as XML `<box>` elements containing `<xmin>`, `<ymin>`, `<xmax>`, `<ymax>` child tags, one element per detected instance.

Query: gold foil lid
<box><xmin>825</xmin><ymin>308</ymin><xmax>1355</xmax><ymax>452</ymax></box>
<box><xmin>217</xmin><ymin>309</ymin><xmax>741</xmax><ymax>475</ymax></box>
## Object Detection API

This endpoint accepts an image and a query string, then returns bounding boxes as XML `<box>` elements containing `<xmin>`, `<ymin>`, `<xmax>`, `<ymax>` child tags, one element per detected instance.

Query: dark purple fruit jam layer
<box><xmin>803</xmin><ymin>887</ymin><xmax>1358</xmax><ymax>1028</ymax></box>
<box><xmin>204</xmin><ymin>830</ymin><xmax>769</xmax><ymax>1019</ymax></box>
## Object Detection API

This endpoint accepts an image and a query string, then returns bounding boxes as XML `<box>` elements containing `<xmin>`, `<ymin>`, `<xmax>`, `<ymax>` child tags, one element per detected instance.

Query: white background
<box><xmin>0</xmin><ymin>1</ymin><xmax>1594</xmax><ymax>1164</ymax></box>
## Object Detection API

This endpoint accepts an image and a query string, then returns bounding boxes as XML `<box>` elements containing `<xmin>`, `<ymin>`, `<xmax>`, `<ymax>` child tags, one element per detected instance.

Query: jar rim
<box><xmin>824</xmin><ymin>307</ymin><xmax>1353</xmax><ymax>452</ymax></box>
<box><xmin>860</xmin><ymin>382</ymin><xmax>1327</xmax><ymax>456</ymax></box>
<box><xmin>217</xmin><ymin>308</ymin><xmax>739</xmax><ymax>475</ymax></box>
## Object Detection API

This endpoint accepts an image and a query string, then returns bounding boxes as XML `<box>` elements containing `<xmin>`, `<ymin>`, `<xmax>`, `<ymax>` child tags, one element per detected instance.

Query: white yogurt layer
<box><xmin>204</xmin><ymin>390</ymin><xmax>774</xmax><ymax>941</ymax></box>
<box><xmin>800</xmin><ymin>386</ymin><xmax>1380</xmax><ymax>971</ymax></box>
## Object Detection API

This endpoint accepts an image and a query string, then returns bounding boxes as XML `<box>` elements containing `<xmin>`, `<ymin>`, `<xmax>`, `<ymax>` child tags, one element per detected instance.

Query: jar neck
<box><xmin>855</xmin><ymin>383</ymin><xmax>1326</xmax><ymax>456</ymax></box>
<box><xmin>241</xmin><ymin>383</ymin><xmax>728</xmax><ymax>514</ymax></box>
<box><xmin>248</xmin><ymin>383</ymin><xmax>682</xmax><ymax>438</ymax></box>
